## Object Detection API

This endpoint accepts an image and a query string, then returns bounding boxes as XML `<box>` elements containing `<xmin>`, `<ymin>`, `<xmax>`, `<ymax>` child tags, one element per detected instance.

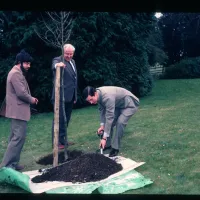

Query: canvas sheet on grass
<box><xmin>0</xmin><ymin>155</ymin><xmax>153</xmax><ymax>194</ymax></box>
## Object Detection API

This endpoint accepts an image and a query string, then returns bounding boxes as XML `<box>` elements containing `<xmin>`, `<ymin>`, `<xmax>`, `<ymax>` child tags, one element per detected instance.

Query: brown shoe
<box><xmin>58</xmin><ymin>144</ymin><xmax>65</xmax><ymax>149</ymax></box>
<box><xmin>15</xmin><ymin>165</ymin><xmax>25</xmax><ymax>171</ymax></box>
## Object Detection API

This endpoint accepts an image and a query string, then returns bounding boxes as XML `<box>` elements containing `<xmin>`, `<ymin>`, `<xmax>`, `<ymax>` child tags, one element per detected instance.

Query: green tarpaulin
<box><xmin>0</xmin><ymin>155</ymin><xmax>153</xmax><ymax>194</ymax></box>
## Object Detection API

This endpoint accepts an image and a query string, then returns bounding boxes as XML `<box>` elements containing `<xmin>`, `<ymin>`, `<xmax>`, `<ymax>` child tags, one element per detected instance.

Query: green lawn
<box><xmin>1</xmin><ymin>79</ymin><xmax>200</xmax><ymax>194</ymax></box>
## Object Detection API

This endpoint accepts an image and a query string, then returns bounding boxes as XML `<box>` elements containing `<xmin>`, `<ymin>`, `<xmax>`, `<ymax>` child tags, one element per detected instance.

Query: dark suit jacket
<box><xmin>51</xmin><ymin>56</ymin><xmax>78</xmax><ymax>103</ymax></box>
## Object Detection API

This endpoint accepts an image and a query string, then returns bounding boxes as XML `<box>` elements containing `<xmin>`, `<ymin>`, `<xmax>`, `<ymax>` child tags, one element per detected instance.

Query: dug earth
<box><xmin>32</xmin><ymin>152</ymin><xmax>123</xmax><ymax>183</ymax></box>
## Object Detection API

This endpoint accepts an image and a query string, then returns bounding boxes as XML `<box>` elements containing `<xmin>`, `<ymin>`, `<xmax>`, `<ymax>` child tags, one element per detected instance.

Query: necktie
<box><xmin>69</xmin><ymin>61</ymin><xmax>76</xmax><ymax>73</ymax></box>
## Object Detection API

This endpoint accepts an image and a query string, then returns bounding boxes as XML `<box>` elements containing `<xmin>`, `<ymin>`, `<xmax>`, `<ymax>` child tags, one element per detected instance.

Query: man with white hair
<box><xmin>51</xmin><ymin>44</ymin><xmax>78</xmax><ymax>149</ymax></box>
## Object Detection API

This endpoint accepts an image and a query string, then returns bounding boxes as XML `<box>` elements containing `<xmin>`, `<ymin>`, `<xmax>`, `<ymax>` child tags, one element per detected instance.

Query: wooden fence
<box><xmin>149</xmin><ymin>63</ymin><xmax>165</xmax><ymax>77</ymax></box>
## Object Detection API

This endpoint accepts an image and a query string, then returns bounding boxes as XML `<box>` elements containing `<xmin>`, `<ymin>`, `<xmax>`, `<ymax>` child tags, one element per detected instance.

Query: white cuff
<box><xmin>55</xmin><ymin>64</ymin><xmax>57</xmax><ymax>69</ymax></box>
<box><xmin>103</xmin><ymin>132</ymin><xmax>109</xmax><ymax>138</ymax></box>
<box><xmin>100</xmin><ymin>123</ymin><xmax>104</xmax><ymax>126</ymax></box>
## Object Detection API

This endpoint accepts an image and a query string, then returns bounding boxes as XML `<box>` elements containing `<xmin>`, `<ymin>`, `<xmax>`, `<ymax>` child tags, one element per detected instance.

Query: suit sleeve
<box><xmin>10</xmin><ymin>72</ymin><xmax>33</xmax><ymax>104</ymax></box>
<box><xmin>103</xmin><ymin>97</ymin><xmax>115</xmax><ymax>137</ymax></box>
<box><xmin>52</xmin><ymin>57</ymin><xmax>61</xmax><ymax>71</ymax></box>
<box><xmin>98</xmin><ymin>104</ymin><xmax>106</xmax><ymax>125</ymax></box>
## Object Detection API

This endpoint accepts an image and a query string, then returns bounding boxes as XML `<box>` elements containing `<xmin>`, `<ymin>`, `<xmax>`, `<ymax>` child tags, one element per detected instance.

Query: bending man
<box><xmin>82</xmin><ymin>86</ymin><xmax>139</xmax><ymax>157</ymax></box>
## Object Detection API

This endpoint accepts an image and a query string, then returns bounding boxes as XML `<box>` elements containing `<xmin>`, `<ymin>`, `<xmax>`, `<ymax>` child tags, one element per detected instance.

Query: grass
<box><xmin>1</xmin><ymin>79</ymin><xmax>200</xmax><ymax>194</ymax></box>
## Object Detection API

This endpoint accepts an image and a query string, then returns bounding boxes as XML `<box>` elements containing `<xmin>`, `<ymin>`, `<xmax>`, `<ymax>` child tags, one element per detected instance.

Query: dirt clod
<box><xmin>36</xmin><ymin>150</ymin><xmax>84</xmax><ymax>165</ymax></box>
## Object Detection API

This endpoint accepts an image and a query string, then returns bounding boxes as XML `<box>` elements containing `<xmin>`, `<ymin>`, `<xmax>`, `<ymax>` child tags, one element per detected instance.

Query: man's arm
<box><xmin>10</xmin><ymin>72</ymin><xmax>34</xmax><ymax>104</ymax></box>
<box><xmin>98</xmin><ymin>104</ymin><xmax>106</xmax><ymax>126</ymax></box>
<box><xmin>102</xmin><ymin>98</ymin><xmax>115</xmax><ymax>138</ymax></box>
<box><xmin>52</xmin><ymin>57</ymin><xmax>61</xmax><ymax>71</ymax></box>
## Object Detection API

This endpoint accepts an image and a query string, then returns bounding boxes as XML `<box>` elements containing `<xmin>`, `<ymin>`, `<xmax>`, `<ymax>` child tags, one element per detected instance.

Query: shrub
<box><xmin>163</xmin><ymin>57</ymin><xmax>200</xmax><ymax>79</ymax></box>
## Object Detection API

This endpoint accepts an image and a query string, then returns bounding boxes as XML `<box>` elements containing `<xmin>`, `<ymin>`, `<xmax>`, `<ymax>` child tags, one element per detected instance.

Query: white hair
<box><xmin>63</xmin><ymin>44</ymin><xmax>75</xmax><ymax>51</ymax></box>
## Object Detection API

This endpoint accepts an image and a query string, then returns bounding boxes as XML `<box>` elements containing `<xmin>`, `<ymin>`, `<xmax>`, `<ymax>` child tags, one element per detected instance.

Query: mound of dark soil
<box><xmin>36</xmin><ymin>150</ymin><xmax>84</xmax><ymax>165</ymax></box>
<box><xmin>32</xmin><ymin>153</ymin><xmax>123</xmax><ymax>183</ymax></box>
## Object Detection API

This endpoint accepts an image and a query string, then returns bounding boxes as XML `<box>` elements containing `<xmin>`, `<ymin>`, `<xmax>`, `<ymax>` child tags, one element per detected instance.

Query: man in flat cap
<box><xmin>0</xmin><ymin>49</ymin><xmax>38</xmax><ymax>171</ymax></box>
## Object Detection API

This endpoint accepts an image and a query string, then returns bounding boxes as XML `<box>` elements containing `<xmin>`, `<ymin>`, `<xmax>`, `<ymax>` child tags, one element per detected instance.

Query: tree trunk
<box><xmin>53</xmin><ymin>66</ymin><xmax>60</xmax><ymax>167</ymax></box>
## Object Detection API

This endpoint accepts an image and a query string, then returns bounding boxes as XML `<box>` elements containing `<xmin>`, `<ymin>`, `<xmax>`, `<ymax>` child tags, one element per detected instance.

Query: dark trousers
<box><xmin>0</xmin><ymin>119</ymin><xmax>27</xmax><ymax>169</ymax></box>
<box><xmin>52</xmin><ymin>100</ymin><xmax>74</xmax><ymax>147</ymax></box>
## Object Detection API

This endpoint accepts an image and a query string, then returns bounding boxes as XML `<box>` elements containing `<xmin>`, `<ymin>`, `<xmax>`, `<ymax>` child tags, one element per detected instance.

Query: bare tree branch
<box><xmin>41</xmin><ymin>16</ymin><xmax>58</xmax><ymax>41</ymax></box>
<box><xmin>34</xmin><ymin>27</ymin><xmax>60</xmax><ymax>48</ymax></box>
<box><xmin>46</xmin><ymin>12</ymin><xmax>60</xmax><ymax>24</ymax></box>
<box><xmin>34</xmin><ymin>11</ymin><xmax>73</xmax><ymax>49</ymax></box>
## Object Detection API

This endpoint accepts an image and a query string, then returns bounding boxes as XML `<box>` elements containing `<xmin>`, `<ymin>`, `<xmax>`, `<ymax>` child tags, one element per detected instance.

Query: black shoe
<box><xmin>104</xmin><ymin>145</ymin><xmax>111</xmax><ymax>151</ymax></box>
<box><xmin>109</xmin><ymin>148</ymin><xmax>119</xmax><ymax>157</ymax></box>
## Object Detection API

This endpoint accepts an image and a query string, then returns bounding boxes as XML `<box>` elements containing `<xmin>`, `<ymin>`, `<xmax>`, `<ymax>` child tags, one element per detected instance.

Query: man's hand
<box><xmin>97</xmin><ymin>126</ymin><xmax>104</xmax><ymax>138</ymax></box>
<box><xmin>56</xmin><ymin>62</ymin><xmax>66</xmax><ymax>68</ymax></box>
<box><xmin>32</xmin><ymin>97</ymin><xmax>39</xmax><ymax>105</ymax></box>
<box><xmin>97</xmin><ymin>126</ymin><xmax>104</xmax><ymax>134</ymax></box>
<box><xmin>99</xmin><ymin>138</ymin><xmax>107</xmax><ymax>149</ymax></box>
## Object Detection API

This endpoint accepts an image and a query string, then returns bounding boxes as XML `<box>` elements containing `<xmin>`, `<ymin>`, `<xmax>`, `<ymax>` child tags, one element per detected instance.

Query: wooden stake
<box><xmin>53</xmin><ymin>66</ymin><xmax>60</xmax><ymax>167</ymax></box>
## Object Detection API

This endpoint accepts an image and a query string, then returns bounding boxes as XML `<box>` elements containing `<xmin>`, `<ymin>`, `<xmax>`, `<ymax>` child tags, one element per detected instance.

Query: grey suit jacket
<box><xmin>51</xmin><ymin>56</ymin><xmax>77</xmax><ymax>103</ymax></box>
<box><xmin>5</xmin><ymin>66</ymin><xmax>34</xmax><ymax>121</ymax></box>
<box><xmin>97</xmin><ymin>86</ymin><xmax>139</xmax><ymax>137</ymax></box>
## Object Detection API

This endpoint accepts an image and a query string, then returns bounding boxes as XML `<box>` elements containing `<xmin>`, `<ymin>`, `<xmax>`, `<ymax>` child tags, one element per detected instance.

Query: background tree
<box><xmin>0</xmin><ymin>11</ymin><xmax>56</xmax><ymax>112</ymax></box>
<box><xmin>158</xmin><ymin>13</ymin><xmax>200</xmax><ymax>65</ymax></box>
<box><xmin>0</xmin><ymin>11</ymin><xmax>159</xmax><ymax>112</ymax></box>
<box><xmin>146</xmin><ymin>20</ymin><xmax>168</xmax><ymax>67</ymax></box>
<box><xmin>0</xmin><ymin>11</ymin><xmax>38</xmax><ymax>104</ymax></box>
<box><xmin>70</xmin><ymin>12</ymin><xmax>156</xmax><ymax>97</ymax></box>
<box><xmin>157</xmin><ymin>12</ymin><xmax>200</xmax><ymax>79</ymax></box>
